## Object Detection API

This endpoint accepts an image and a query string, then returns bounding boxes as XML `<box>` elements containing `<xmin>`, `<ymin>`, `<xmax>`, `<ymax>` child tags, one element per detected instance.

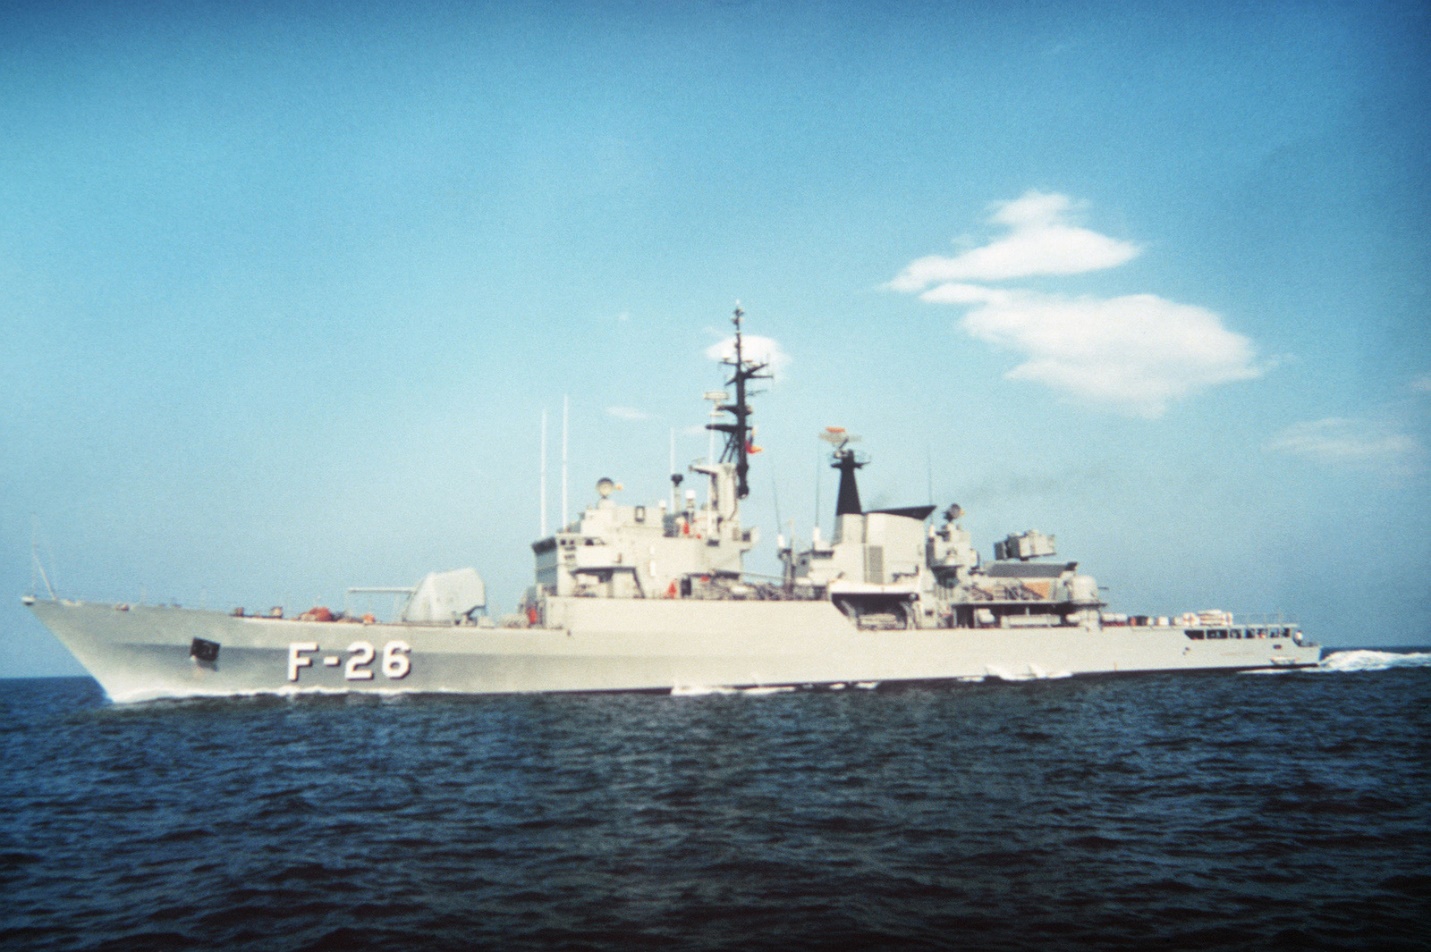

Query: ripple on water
<box><xmin>1</xmin><ymin>661</ymin><xmax>1428</xmax><ymax>952</ymax></box>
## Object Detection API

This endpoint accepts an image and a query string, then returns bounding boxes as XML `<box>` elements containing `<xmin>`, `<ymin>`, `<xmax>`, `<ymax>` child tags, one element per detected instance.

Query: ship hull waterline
<box><xmin>29</xmin><ymin>598</ymin><xmax>1321</xmax><ymax>703</ymax></box>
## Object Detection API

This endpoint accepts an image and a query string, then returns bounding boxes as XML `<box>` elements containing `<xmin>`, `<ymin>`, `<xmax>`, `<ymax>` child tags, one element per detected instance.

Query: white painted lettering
<box><xmin>287</xmin><ymin>642</ymin><xmax>318</xmax><ymax>682</ymax></box>
<box><xmin>346</xmin><ymin>641</ymin><xmax>375</xmax><ymax>680</ymax></box>
<box><xmin>382</xmin><ymin>641</ymin><xmax>412</xmax><ymax>679</ymax></box>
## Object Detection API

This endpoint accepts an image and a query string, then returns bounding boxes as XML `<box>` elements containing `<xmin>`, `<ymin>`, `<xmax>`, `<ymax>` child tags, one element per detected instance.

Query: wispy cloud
<box><xmin>705</xmin><ymin>334</ymin><xmax>791</xmax><ymax>378</ymax></box>
<box><xmin>932</xmin><ymin>285</ymin><xmax>1261</xmax><ymax>417</ymax></box>
<box><xmin>605</xmin><ymin>406</ymin><xmax>650</xmax><ymax>421</ymax></box>
<box><xmin>888</xmin><ymin>191</ymin><xmax>1140</xmax><ymax>292</ymax></box>
<box><xmin>1412</xmin><ymin>375</ymin><xmax>1431</xmax><ymax>393</ymax></box>
<box><xmin>1265</xmin><ymin>417</ymin><xmax>1423</xmax><ymax>471</ymax></box>
<box><xmin>890</xmin><ymin>192</ymin><xmax>1259</xmax><ymax>417</ymax></box>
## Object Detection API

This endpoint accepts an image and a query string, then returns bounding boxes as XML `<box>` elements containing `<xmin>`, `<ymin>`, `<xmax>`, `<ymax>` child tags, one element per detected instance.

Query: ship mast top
<box><xmin>706</xmin><ymin>304</ymin><xmax>770</xmax><ymax>499</ymax></box>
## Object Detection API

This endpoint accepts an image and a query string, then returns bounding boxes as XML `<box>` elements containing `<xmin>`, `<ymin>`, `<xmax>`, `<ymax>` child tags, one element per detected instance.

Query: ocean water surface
<box><xmin>2</xmin><ymin>650</ymin><xmax>1428</xmax><ymax>951</ymax></box>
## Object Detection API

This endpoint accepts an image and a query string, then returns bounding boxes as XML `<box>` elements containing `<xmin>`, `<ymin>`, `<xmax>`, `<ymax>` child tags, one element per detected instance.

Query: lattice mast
<box><xmin>707</xmin><ymin>305</ymin><xmax>770</xmax><ymax>500</ymax></box>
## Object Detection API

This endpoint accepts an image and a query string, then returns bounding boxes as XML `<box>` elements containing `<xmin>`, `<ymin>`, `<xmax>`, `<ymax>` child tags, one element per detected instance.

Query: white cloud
<box><xmin>704</xmin><ymin>334</ymin><xmax>791</xmax><ymax>378</ymax></box>
<box><xmin>925</xmin><ymin>285</ymin><xmax>1261</xmax><ymax>417</ymax></box>
<box><xmin>1411</xmin><ymin>375</ymin><xmax>1431</xmax><ymax>393</ymax></box>
<box><xmin>605</xmin><ymin>406</ymin><xmax>650</xmax><ymax>421</ymax></box>
<box><xmin>1265</xmin><ymin>417</ymin><xmax>1422</xmax><ymax>470</ymax></box>
<box><xmin>887</xmin><ymin>191</ymin><xmax>1140</xmax><ymax>292</ymax></box>
<box><xmin>889</xmin><ymin>191</ymin><xmax>1262</xmax><ymax>416</ymax></box>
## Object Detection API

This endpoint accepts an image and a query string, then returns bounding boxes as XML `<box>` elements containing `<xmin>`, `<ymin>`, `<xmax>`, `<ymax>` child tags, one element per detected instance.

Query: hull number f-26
<box><xmin>287</xmin><ymin>641</ymin><xmax>412</xmax><ymax>682</ymax></box>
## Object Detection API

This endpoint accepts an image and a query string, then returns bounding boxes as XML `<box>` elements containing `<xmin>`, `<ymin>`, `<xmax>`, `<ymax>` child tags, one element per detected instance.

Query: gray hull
<box><xmin>29</xmin><ymin>597</ymin><xmax>1321</xmax><ymax>703</ymax></box>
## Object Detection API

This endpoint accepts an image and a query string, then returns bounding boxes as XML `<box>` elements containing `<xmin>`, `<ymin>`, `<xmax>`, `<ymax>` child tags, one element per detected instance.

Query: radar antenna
<box><xmin>706</xmin><ymin>304</ymin><xmax>771</xmax><ymax>499</ymax></box>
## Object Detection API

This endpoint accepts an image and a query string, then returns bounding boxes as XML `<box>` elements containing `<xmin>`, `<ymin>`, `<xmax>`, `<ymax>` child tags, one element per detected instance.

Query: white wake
<box><xmin>1316</xmin><ymin>649</ymin><xmax>1431</xmax><ymax>673</ymax></box>
<box><xmin>670</xmin><ymin>684</ymin><xmax>797</xmax><ymax>697</ymax></box>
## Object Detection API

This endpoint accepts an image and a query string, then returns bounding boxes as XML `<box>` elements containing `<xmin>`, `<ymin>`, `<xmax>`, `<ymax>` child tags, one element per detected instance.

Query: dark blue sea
<box><xmin>2</xmin><ymin>649</ymin><xmax>1428</xmax><ymax>952</ymax></box>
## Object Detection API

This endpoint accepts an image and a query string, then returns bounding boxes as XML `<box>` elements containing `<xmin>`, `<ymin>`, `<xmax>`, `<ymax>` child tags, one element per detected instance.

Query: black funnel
<box><xmin>833</xmin><ymin>449</ymin><xmax>865</xmax><ymax>516</ymax></box>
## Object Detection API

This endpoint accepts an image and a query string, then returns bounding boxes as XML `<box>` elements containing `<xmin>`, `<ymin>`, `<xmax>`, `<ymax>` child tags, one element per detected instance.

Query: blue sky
<box><xmin>3</xmin><ymin>0</ymin><xmax>1428</xmax><ymax>677</ymax></box>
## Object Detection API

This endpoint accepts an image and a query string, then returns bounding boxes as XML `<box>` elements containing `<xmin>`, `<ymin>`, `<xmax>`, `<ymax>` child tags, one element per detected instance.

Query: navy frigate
<box><xmin>25</xmin><ymin>307</ymin><xmax>1320</xmax><ymax>701</ymax></box>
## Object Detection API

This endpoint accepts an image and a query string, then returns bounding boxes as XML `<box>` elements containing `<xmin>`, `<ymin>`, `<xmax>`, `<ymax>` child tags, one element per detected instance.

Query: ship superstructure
<box><xmin>528</xmin><ymin>307</ymin><xmax>767</xmax><ymax>605</ymax></box>
<box><xmin>25</xmin><ymin>307</ymin><xmax>1319</xmax><ymax>701</ymax></box>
